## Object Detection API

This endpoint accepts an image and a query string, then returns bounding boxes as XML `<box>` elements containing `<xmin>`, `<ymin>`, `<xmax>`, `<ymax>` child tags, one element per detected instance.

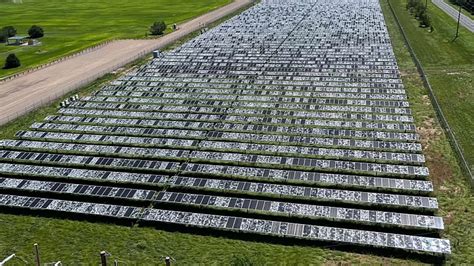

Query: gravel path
<box><xmin>432</xmin><ymin>0</ymin><xmax>474</xmax><ymax>32</ymax></box>
<box><xmin>0</xmin><ymin>0</ymin><xmax>253</xmax><ymax>126</ymax></box>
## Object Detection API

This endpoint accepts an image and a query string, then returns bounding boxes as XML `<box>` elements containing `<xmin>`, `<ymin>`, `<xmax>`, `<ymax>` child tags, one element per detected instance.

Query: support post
<box><xmin>165</xmin><ymin>257</ymin><xmax>171</xmax><ymax>266</ymax></box>
<box><xmin>100</xmin><ymin>251</ymin><xmax>107</xmax><ymax>266</ymax></box>
<box><xmin>34</xmin><ymin>243</ymin><xmax>40</xmax><ymax>266</ymax></box>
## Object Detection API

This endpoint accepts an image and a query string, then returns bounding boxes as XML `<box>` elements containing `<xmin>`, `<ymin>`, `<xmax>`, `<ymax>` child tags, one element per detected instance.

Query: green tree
<box><xmin>4</xmin><ymin>53</ymin><xmax>21</xmax><ymax>69</ymax></box>
<box><xmin>2</xmin><ymin>26</ymin><xmax>17</xmax><ymax>37</ymax></box>
<box><xmin>149</xmin><ymin>21</ymin><xmax>166</xmax><ymax>35</ymax></box>
<box><xmin>28</xmin><ymin>25</ymin><xmax>44</xmax><ymax>38</ymax></box>
<box><xmin>419</xmin><ymin>12</ymin><xmax>431</xmax><ymax>27</ymax></box>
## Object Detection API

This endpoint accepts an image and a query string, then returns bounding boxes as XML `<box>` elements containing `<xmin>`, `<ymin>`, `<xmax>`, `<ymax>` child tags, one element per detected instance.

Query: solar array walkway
<box><xmin>0</xmin><ymin>0</ymin><xmax>450</xmax><ymax>256</ymax></box>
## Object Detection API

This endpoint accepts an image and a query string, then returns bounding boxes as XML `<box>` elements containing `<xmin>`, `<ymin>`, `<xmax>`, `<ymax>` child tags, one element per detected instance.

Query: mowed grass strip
<box><xmin>388</xmin><ymin>0</ymin><xmax>474</xmax><ymax>172</ymax></box>
<box><xmin>382</xmin><ymin>0</ymin><xmax>474</xmax><ymax>263</ymax></box>
<box><xmin>0</xmin><ymin>0</ymin><xmax>231</xmax><ymax>77</ymax></box>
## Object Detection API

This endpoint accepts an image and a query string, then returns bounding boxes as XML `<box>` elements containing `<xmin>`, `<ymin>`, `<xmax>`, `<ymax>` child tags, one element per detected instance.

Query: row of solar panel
<box><xmin>33</xmin><ymin>119</ymin><xmax>420</xmax><ymax>143</ymax></box>
<box><xmin>23</xmin><ymin>120</ymin><xmax>421</xmax><ymax>152</ymax></box>
<box><xmin>95</xmin><ymin>89</ymin><xmax>408</xmax><ymax>103</ymax></box>
<box><xmin>46</xmin><ymin>115</ymin><xmax>417</xmax><ymax>137</ymax></box>
<box><xmin>0</xmin><ymin>143</ymin><xmax>429</xmax><ymax>177</ymax></box>
<box><xmin>81</xmin><ymin>97</ymin><xmax>413</xmax><ymax>120</ymax></box>
<box><xmin>67</xmin><ymin>102</ymin><xmax>414</xmax><ymax>125</ymax></box>
<box><xmin>0</xmin><ymin>163</ymin><xmax>436</xmax><ymax>208</ymax></box>
<box><xmin>53</xmin><ymin>111</ymin><xmax>416</xmax><ymax>135</ymax></box>
<box><xmin>0</xmin><ymin>138</ymin><xmax>426</xmax><ymax>165</ymax></box>
<box><xmin>0</xmin><ymin>176</ymin><xmax>442</xmax><ymax>230</ymax></box>
<box><xmin>0</xmin><ymin>194</ymin><xmax>450</xmax><ymax>254</ymax></box>
<box><xmin>101</xmin><ymin>83</ymin><xmax>407</xmax><ymax>95</ymax></box>
<box><xmin>117</xmin><ymin>77</ymin><xmax>405</xmax><ymax>89</ymax></box>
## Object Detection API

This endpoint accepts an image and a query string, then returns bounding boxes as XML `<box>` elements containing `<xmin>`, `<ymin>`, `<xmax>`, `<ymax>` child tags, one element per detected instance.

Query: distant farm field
<box><xmin>0</xmin><ymin>0</ymin><xmax>230</xmax><ymax>77</ymax></box>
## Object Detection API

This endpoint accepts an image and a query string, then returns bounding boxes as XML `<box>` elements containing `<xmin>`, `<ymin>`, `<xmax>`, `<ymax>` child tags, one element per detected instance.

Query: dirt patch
<box><xmin>444</xmin><ymin>211</ymin><xmax>455</xmax><ymax>225</ymax></box>
<box><xmin>416</xmin><ymin>116</ymin><xmax>443</xmax><ymax>149</ymax></box>
<box><xmin>421</xmin><ymin>94</ymin><xmax>431</xmax><ymax>106</ymax></box>
<box><xmin>416</xmin><ymin>116</ymin><xmax>454</xmax><ymax>186</ymax></box>
<box><xmin>425</xmin><ymin>151</ymin><xmax>454</xmax><ymax>187</ymax></box>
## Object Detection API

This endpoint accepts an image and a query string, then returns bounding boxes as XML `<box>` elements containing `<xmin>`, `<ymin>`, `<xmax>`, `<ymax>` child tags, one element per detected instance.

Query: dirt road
<box><xmin>0</xmin><ymin>0</ymin><xmax>253</xmax><ymax>126</ymax></box>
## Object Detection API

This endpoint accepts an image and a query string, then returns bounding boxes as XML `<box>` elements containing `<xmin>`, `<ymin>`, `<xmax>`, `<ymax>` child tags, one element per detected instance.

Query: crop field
<box><xmin>0</xmin><ymin>0</ymin><xmax>230</xmax><ymax>77</ymax></box>
<box><xmin>1</xmin><ymin>0</ymin><xmax>469</xmax><ymax>263</ymax></box>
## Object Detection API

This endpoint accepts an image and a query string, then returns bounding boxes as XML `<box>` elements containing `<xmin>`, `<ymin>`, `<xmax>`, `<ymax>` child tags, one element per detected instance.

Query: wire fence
<box><xmin>0</xmin><ymin>40</ymin><xmax>117</xmax><ymax>84</ymax></box>
<box><xmin>0</xmin><ymin>0</ymin><xmax>254</xmax><ymax>128</ymax></box>
<box><xmin>386</xmin><ymin>0</ymin><xmax>473</xmax><ymax>183</ymax></box>
<box><xmin>0</xmin><ymin>48</ymin><xmax>150</xmax><ymax>126</ymax></box>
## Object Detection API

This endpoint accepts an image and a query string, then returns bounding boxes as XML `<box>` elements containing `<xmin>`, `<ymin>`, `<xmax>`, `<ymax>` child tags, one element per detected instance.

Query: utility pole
<box><xmin>34</xmin><ymin>243</ymin><xmax>41</xmax><ymax>266</ymax></box>
<box><xmin>453</xmin><ymin>5</ymin><xmax>462</xmax><ymax>41</ymax></box>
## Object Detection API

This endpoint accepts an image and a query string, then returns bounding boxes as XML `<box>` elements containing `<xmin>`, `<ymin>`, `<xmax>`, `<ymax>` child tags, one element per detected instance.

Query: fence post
<box><xmin>100</xmin><ymin>251</ymin><xmax>107</xmax><ymax>266</ymax></box>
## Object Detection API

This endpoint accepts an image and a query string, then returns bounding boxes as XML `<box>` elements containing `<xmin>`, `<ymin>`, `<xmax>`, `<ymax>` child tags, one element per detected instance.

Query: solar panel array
<box><xmin>0</xmin><ymin>0</ymin><xmax>450</xmax><ymax>256</ymax></box>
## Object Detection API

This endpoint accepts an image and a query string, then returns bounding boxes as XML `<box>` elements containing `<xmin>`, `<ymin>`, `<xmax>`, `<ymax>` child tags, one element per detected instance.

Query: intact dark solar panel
<box><xmin>148</xmin><ymin>175</ymin><xmax>158</xmax><ymax>183</ymax></box>
<box><xmin>133</xmin><ymin>160</ymin><xmax>141</xmax><ymax>168</ymax></box>
<box><xmin>124</xmin><ymin>207</ymin><xmax>134</xmax><ymax>217</ymax></box>
<box><xmin>85</xmin><ymin>157</ymin><xmax>94</xmax><ymax>164</ymax></box>
<box><xmin>79</xmin><ymin>186</ymin><xmax>88</xmax><ymax>194</ymax></box>
<box><xmin>123</xmin><ymin>189</ymin><xmax>132</xmax><ymax>198</ymax></box>
<box><xmin>250</xmin><ymin>200</ymin><xmax>258</xmax><ymax>210</ymax></box>
<box><xmin>237</xmin><ymin>182</ymin><xmax>244</xmax><ymax>190</ymax></box>
<box><xmin>263</xmin><ymin>169</ymin><xmax>270</xmax><ymax>177</ymax></box>
<box><xmin>199</xmin><ymin>179</ymin><xmax>207</xmax><ymax>187</ymax></box>
<box><xmin>233</xmin><ymin>217</ymin><xmax>242</xmax><ymax>229</ymax></box>
<box><xmin>193</xmin><ymin>178</ymin><xmax>201</xmax><ymax>187</ymax></box>
<box><xmin>202</xmin><ymin>195</ymin><xmax>210</xmax><ymax>205</ymax></box>
<box><xmin>243</xmin><ymin>199</ymin><xmax>250</xmax><ymax>209</ymax></box>
<box><xmin>103</xmin><ymin>187</ymin><xmax>113</xmax><ymax>196</ymax></box>
<box><xmin>157</xmin><ymin>192</ymin><xmax>168</xmax><ymax>201</ymax></box>
<box><xmin>42</xmin><ymin>199</ymin><xmax>53</xmax><ymax>208</ymax></box>
<box><xmin>91</xmin><ymin>186</ymin><xmax>101</xmax><ymax>195</ymax></box>
<box><xmin>52</xmin><ymin>154</ymin><xmax>62</xmax><ymax>162</ymax></box>
<box><xmin>226</xmin><ymin>217</ymin><xmax>235</xmax><ymax>228</ymax></box>
<box><xmin>243</xmin><ymin>182</ymin><xmax>251</xmax><ymax>191</ymax></box>
<box><xmin>195</xmin><ymin>195</ymin><xmax>204</xmax><ymax>204</ymax></box>
<box><xmin>229</xmin><ymin>198</ymin><xmax>237</xmax><ymax>207</ymax></box>
<box><xmin>169</xmin><ymin>193</ymin><xmax>178</xmax><ymax>202</ymax></box>
<box><xmin>97</xmin><ymin>187</ymin><xmax>107</xmax><ymax>196</ymax></box>
<box><xmin>31</xmin><ymin>198</ymin><xmax>40</xmax><ymax>207</ymax></box>
<box><xmin>73</xmin><ymin>185</ymin><xmax>83</xmax><ymax>193</ymax></box>
<box><xmin>176</xmin><ymin>193</ymin><xmax>184</xmax><ymax>202</ymax></box>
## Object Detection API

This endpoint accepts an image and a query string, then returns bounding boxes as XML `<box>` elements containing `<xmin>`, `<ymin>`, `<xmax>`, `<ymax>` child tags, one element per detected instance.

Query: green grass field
<box><xmin>0</xmin><ymin>0</ymin><xmax>473</xmax><ymax>264</ymax></box>
<box><xmin>383</xmin><ymin>0</ymin><xmax>474</xmax><ymax>263</ymax></box>
<box><xmin>0</xmin><ymin>0</ymin><xmax>230</xmax><ymax>77</ymax></box>
<box><xmin>389</xmin><ymin>0</ymin><xmax>474</xmax><ymax>173</ymax></box>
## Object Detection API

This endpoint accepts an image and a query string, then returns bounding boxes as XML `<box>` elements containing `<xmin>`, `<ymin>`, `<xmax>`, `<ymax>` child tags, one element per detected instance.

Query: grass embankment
<box><xmin>389</xmin><ymin>0</ymin><xmax>474</xmax><ymax>174</ymax></box>
<box><xmin>383</xmin><ymin>0</ymin><xmax>474</xmax><ymax>263</ymax></box>
<box><xmin>0</xmin><ymin>0</ymin><xmax>230</xmax><ymax>77</ymax></box>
